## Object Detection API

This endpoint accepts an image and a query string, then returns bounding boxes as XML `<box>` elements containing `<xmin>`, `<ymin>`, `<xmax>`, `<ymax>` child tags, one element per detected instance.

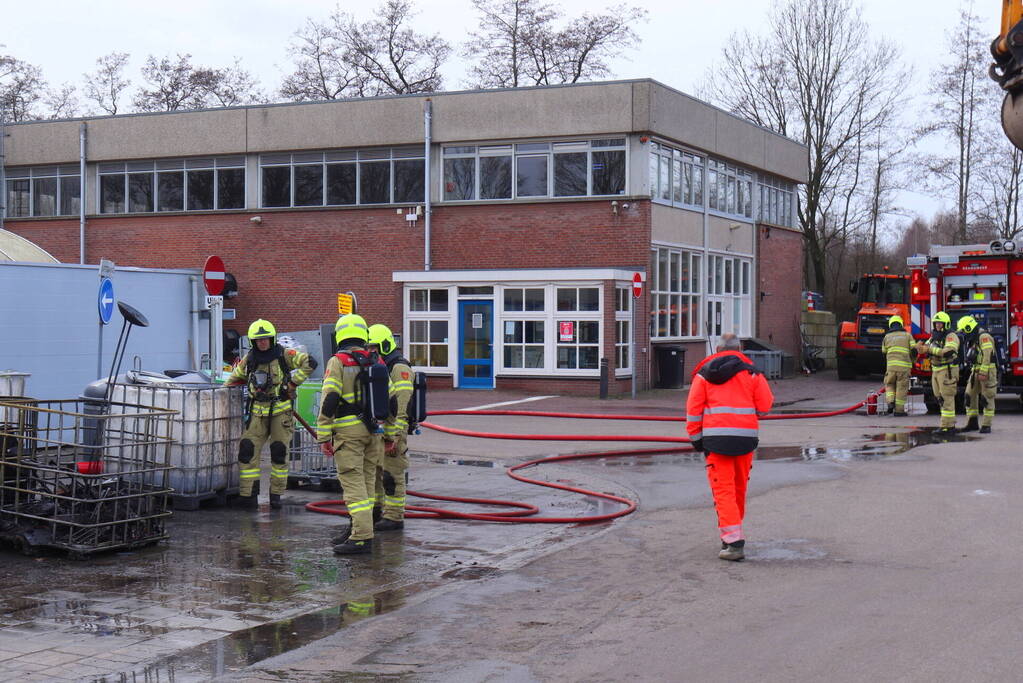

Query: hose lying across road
<box><xmin>305</xmin><ymin>389</ymin><xmax>882</xmax><ymax>524</ymax></box>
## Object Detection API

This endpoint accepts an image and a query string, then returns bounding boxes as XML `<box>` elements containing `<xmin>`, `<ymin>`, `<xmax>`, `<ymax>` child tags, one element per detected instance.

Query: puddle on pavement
<box><xmin>92</xmin><ymin>586</ymin><xmax>422</xmax><ymax>683</ymax></box>
<box><xmin>411</xmin><ymin>453</ymin><xmax>499</xmax><ymax>468</ymax></box>
<box><xmin>757</xmin><ymin>428</ymin><xmax>977</xmax><ymax>461</ymax></box>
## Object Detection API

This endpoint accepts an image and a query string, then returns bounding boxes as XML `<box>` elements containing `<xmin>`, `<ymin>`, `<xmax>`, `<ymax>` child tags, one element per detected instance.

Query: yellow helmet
<box><xmin>335</xmin><ymin>314</ymin><xmax>369</xmax><ymax>344</ymax></box>
<box><xmin>247</xmin><ymin>319</ymin><xmax>276</xmax><ymax>340</ymax></box>
<box><xmin>956</xmin><ymin>315</ymin><xmax>978</xmax><ymax>334</ymax></box>
<box><xmin>933</xmin><ymin>311</ymin><xmax>951</xmax><ymax>326</ymax></box>
<box><xmin>888</xmin><ymin>315</ymin><xmax>903</xmax><ymax>328</ymax></box>
<box><xmin>367</xmin><ymin>324</ymin><xmax>396</xmax><ymax>355</ymax></box>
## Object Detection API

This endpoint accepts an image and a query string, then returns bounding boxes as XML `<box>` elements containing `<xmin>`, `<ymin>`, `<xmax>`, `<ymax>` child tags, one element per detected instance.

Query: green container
<box><xmin>294</xmin><ymin>379</ymin><xmax>323</xmax><ymax>426</ymax></box>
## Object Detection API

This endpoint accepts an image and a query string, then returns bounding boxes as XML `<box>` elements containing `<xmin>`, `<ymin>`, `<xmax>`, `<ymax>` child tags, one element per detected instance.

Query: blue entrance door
<box><xmin>458</xmin><ymin>300</ymin><xmax>494</xmax><ymax>389</ymax></box>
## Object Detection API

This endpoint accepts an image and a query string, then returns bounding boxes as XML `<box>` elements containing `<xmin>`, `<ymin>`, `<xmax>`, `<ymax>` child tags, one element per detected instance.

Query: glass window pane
<box><xmin>725</xmin><ymin>259</ymin><xmax>733</xmax><ymax>294</ymax></box>
<box><xmin>524</xmin><ymin>346</ymin><xmax>544</xmax><ymax>368</ymax></box>
<box><xmin>554</xmin><ymin>152</ymin><xmax>587</xmax><ymax>197</ymax></box>
<box><xmin>557</xmin><ymin>288</ymin><xmax>577</xmax><ymax>311</ymax></box>
<box><xmin>672</xmin><ymin>158</ymin><xmax>682</xmax><ymax>203</ymax></box>
<box><xmin>742</xmin><ymin>261</ymin><xmax>750</xmax><ymax>294</ymax></box>
<box><xmin>693</xmin><ymin>165</ymin><xmax>703</xmax><ymax>205</ymax></box>
<box><xmin>262</xmin><ymin>166</ymin><xmax>290</xmax><ymax>207</ymax></box>
<box><xmin>158</xmin><ymin>172</ymin><xmax>184</xmax><ymax>212</ymax></box>
<box><xmin>692</xmin><ymin>255</ymin><xmax>701</xmax><ymax>293</ymax></box>
<box><xmin>657</xmin><ymin>293</ymin><xmax>668</xmax><ymax>337</ymax></box>
<box><xmin>525</xmin><ymin>321</ymin><xmax>544</xmax><ymax>343</ymax></box>
<box><xmin>187</xmin><ymin>170</ymin><xmax>214</xmax><ymax>210</ymax></box>
<box><xmin>578</xmin><ymin>321</ymin><xmax>599</xmax><ymax>343</ymax></box>
<box><xmin>557</xmin><ymin>346</ymin><xmax>577</xmax><ymax>369</ymax></box>
<box><xmin>100</xmin><ymin>174</ymin><xmax>125</xmax><ymax>214</ymax></box>
<box><xmin>429</xmin><ymin>289</ymin><xmax>448</xmax><ymax>311</ymax></box>
<box><xmin>59</xmin><ymin>176</ymin><xmax>80</xmax><ymax>216</ymax></box>
<box><xmin>680</xmin><ymin>253</ymin><xmax>690</xmax><ymax>293</ymax></box>
<box><xmin>525</xmin><ymin>288</ymin><xmax>544</xmax><ymax>311</ymax></box>
<box><xmin>7</xmin><ymin>179</ymin><xmax>30</xmax><ymax>217</ymax></box>
<box><xmin>444</xmin><ymin>157</ymin><xmax>475</xmax><ymax>200</ymax></box>
<box><xmin>658</xmin><ymin>249</ymin><xmax>668</xmax><ymax>292</ymax></box>
<box><xmin>394</xmin><ymin>159</ymin><xmax>424</xmax><ymax>203</ymax></box>
<box><xmin>592</xmin><ymin>150</ymin><xmax>625</xmax><ymax>195</ymax></box>
<box><xmin>578</xmin><ymin>288</ymin><xmax>599</xmax><ymax>311</ymax></box>
<box><xmin>679</xmin><ymin>296</ymin><xmax>690</xmax><ymax>337</ymax></box>
<box><xmin>410</xmin><ymin>345</ymin><xmax>428</xmax><ymax>366</ymax></box>
<box><xmin>707</xmin><ymin>170</ymin><xmax>717</xmax><ymax>210</ymax></box>
<box><xmin>429</xmin><ymin>321</ymin><xmax>447</xmax><ymax>343</ymax></box>
<box><xmin>516</xmin><ymin>155</ymin><xmax>548</xmax><ymax>197</ymax></box>
<box><xmin>430</xmin><ymin>345</ymin><xmax>448</xmax><ymax>366</ymax></box>
<box><xmin>360</xmin><ymin>161</ymin><xmax>390</xmax><ymax>204</ymax></box>
<box><xmin>579</xmin><ymin>346</ymin><xmax>599</xmax><ymax>369</ymax></box>
<box><xmin>670</xmin><ymin>252</ymin><xmax>680</xmax><ymax>292</ymax></box>
<box><xmin>410</xmin><ymin>319</ymin><xmax>427</xmax><ymax>341</ymax></box>
<box><xmin>217</xmin><ymin>168</ymin><xmax>245</xmax><ymax>209</ymax></box>
<box><xmin>410</xmin><ymin>291</ymin><xmax>427</xmax><ymax>312</ymax></box>
<box><xmin>294</xmin><ymin>164</ymin><xmax>323</xmax><ymax>206</ymax></box>
<box><xmin>480</xmin><ymin>156</ymin><xmax>512</xmax><ymax>199</ymax></box>
<box><xmin>504</xmin><ymin>288</ymin><xmax>524</xmax><ymax>312</ymax></box>
<box><xmin>658</xmin><ymin>155</ymin><xmax>671</xmax><ymax>201</ymax></box>
<box><xmin>504</xmin><ymin>320</ymin><xmax>524</xmax><ymax>343</ymax></box>
<box><xmin>127</xmin><ymin>172</ymin><xmax>153</xmax><ymax>213</ymax></box>
<box><xmin>32</xmin><ymin>177</ymin><xmax>57</xmax><ymax>216</ymax></box>
<box><xmin>649</xmin><ymin>151</ymin><xmax>658</xmax><ymax>198</ymax></box>
<box><xmin>326</xmin><ymin>163</ymin><xmax>356</xmax><ymax>205</ymax></box>
<box><xmin>505</xmin><ymin>346</ymin><xmax>524</xmax><ymax>368</ymax></box>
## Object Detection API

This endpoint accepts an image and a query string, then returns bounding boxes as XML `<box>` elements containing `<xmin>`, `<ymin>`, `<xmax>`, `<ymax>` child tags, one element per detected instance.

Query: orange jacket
<box><xmin>686</xmin><ymin>351</ymin><xmax>774</xmax><ymax>456</ymax></box>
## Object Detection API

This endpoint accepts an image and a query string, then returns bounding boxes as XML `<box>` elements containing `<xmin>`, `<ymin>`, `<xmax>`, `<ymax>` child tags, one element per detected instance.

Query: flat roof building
<box><xmin>1</xmin><ymin>79</ymin><xmax>807</xmax><ymax>393</ymax></box>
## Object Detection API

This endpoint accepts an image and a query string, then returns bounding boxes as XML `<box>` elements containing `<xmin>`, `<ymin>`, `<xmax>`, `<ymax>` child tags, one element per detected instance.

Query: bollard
<box><xmin>599</xmin><ymin>358</ymin><xmax>609</xmax><ymax>399</ymax></box>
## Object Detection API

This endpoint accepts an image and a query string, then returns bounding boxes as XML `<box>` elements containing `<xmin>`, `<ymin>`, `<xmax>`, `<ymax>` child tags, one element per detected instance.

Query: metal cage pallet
<box><xmin>288</xmin><ymin>427</ymin><xmax>339</xmax><ymax>491</ymax></box>
<box><xmin>0</xmin><ymin>398</ymin><xmax>175</xmax><ymax>557</ymax></box>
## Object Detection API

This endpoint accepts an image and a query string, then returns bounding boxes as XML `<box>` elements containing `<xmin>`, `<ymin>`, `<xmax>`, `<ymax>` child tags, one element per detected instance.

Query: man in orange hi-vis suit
<box><xmin>686</xmin><ymin>334</ymin><xmax>774</xmax><ymax>562</ymax></box>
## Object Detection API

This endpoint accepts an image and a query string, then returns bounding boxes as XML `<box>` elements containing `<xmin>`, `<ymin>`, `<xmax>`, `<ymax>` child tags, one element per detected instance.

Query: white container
<box><xmin>0</xmin><ymin>371</ymin><xmax>29</xmax><ymax>397</ymax></box>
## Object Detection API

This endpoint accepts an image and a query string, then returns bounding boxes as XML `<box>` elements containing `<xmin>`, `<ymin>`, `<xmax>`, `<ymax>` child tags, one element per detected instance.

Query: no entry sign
<box><xmin>203</xmin><ymin>255</ymin><xmax>225</xmax><ymax>296</ymax></box>
<box><xmin>632</xmin><ymin>272</ymin><xmax>643</xmax><ymax>298</ymax></box>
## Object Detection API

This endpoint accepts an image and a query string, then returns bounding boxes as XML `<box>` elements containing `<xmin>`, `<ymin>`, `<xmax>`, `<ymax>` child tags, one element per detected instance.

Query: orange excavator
<box><xmin>836</xmin><ymin>270</ymin><xmax>910</xmax><ymax>380</ymax></box>
<box><xmin>992</xmin><ymin>1</ymin><xmax>1023</xmax><ymax>148</ymax></box>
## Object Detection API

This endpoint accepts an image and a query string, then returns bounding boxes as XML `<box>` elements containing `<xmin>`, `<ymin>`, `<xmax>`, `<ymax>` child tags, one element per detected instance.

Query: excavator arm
<box><xmin>992</xmin><ymin>1</ymin><xmax>1023</xmax><ymax>148</ymax></box>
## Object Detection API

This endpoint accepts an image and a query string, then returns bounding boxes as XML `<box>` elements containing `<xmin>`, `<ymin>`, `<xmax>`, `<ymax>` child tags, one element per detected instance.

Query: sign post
<box><xmin>97</xmin><ymin>276</ymin><xmax>115</xmax><ymax>379</ymax></box>
<box><xmin>203</xmin><ymin>256</ymin><xmax>225</xmax><ymax>378</ymax></box>
<box><xmin>631</xmin><ymin>272</ymin><xmax>643</xmax><ymax>399</ymax></box>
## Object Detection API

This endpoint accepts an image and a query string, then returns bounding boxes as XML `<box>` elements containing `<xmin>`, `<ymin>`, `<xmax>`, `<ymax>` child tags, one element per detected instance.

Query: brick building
<box><xmin>0</xmin><ymin>79</ymin><xmax>806</xmax><ymax>394</ymax></box>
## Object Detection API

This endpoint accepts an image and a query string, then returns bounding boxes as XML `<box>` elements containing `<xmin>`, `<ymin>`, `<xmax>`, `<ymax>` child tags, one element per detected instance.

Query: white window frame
<box><xmin>441</xmin><ymin>137</ymin><xmax>628</xmax><ymax>203</ymax></box>
<box><xmin>97</xmin><ymin>157</ymin><xmax>245</xmax><ymax>215</ymax></box>
<box><xmin>500</xmin><ymin>286</ymin><xmax>547</xmax><ymax>371</ymax></box>
<box><xmin>757</xmin><ymin>173</ymin><xmax>796</xmax><ymax>227</ymax></box>
<box><xmin>615</xmin><ymin>287</ymin><xmax>632</xmax><ymax>377</ymax></box>
<box><xmin>5</xmin><ymin>165</ymin><xmax>81</xmax><ymax>218</ymax></box>
<box><xmin>706</xmin><ymin>159</ymin><xmax>754</xmax><ymax>220</ymax></box>
<box><xmin>648</xmin><ymin>141</ymin><xmax>705</xmax><ymax>210</ymax></box>
<box><xmin>404</xmin><ymin>286</ymin><xmax>455</xmax><ymax>372</ymax></box>
<box><xmin>650</xmin><ymin>245</ymin><xmax>703</xmax><ymax>341</ymax></box>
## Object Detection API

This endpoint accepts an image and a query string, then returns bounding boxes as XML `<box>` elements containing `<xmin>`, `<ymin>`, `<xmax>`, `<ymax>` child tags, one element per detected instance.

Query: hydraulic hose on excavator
<box><xmin>303</xmin><ymin>388</ymin><xmax>884</xmax><ymax>524</ymax></box>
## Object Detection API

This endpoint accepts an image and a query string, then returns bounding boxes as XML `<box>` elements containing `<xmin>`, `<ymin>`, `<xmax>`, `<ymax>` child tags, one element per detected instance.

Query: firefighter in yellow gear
<box><xmin>318</xmin><ymin>314</ymin><xmax>381</xmax><ymax>555</ymax></box>
<box><xmin>881</xmin><ymin>315</ymin><xmax>913</xmax><ymax>416</ymax></box>
<box><xmin>958</xmin><ymin>316</ymin><xmax>998</xmax><ymax>434</ymax></box>
<box><xmin>916</xmin><ymin>311</ymin><xmax>960</xmax><ymax>433</ymax></box>
<box><xmin>226</xmin><ymin>320</ymin><xmax>316</xmax><ymax>509</ymax></box>
<box><xmin>367</xmin><ymin>324</ymin><xmax>415</xmax><ymax>531</ymax></box>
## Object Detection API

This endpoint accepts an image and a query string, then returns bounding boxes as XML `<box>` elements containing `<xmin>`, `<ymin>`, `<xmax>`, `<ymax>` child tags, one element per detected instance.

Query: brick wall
<box><xmin>756</xmin><ymin>224</ymin><xmax>803</xmax><ymax>358</ymax></box>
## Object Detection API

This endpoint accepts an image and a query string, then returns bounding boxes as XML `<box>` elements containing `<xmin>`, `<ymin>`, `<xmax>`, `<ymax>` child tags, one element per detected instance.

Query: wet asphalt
<box><xmin>0</xmin><ymin>373</ymin><xmax>1017</xmax><ymax>681</ymax></box>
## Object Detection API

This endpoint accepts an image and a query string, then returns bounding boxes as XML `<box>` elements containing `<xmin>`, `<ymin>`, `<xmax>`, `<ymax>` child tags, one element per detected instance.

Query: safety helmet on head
<box><xmin>247</xmin><ymin>319</ymin><xmax>276</xmax><ymax>341</ymax></box>
<box><xmin>933</xmin><ymin>311</ymin><xmax>951</xmax><ymax>327</ymax></box>
<box><xmin>335</xmin><ymin>314</ymin><xmax>369</xmax><ymax>344</ymax></box>
<box><xmin>956</xmin><ymin>315</ymin><xmax>978</xmax><ymax>334</ymax></box>
<box><xmin>888</xmin><ymin>315</ymin><xmax>903</xmax><ymax>329</ymax></box>
<box><xmin>367</xmin><ymin>324</ymin><xmax>396</xmax><ymax>355</ymax></box>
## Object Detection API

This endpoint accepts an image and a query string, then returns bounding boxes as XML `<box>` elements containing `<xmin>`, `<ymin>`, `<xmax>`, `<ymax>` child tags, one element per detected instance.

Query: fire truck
<box><xmin>836</xmin><ymin>271</ymin><xmax>910</xmax><ymax>380</ymax></box>
<box><xmin>906</xmin><ymin>240</ymin><xmax>1023</xmax><ymax>412</ymax></box>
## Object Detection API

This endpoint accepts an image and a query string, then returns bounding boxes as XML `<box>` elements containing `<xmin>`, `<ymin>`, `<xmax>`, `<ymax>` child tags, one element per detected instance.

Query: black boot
<box><xmin>980</xmin><ymin>425</ymin><xmax>992</xmax><ymax>434</ymax></box>
<box><xmin>269</xmin><ymin>493</ymin><xmax>282</xmax><ymax>509</ymax></box>
<box><xmin>959</xmin><ymin>417</ymin><xmax>979</xmax><ymax>433</ymax></box>
<box><xmin>375</xmin><ymin>518</ymin><xmax>404</xmax><ymax>531</ymax></box>
<box><xmin>330</xmin><ymin>527</ymin><xmax>351</xmax><ymax>546</ymax></box>
<box><xmin>333</xmin><ymin>537</ymin><xmax>372</xmax><ymax>555</ymax></box>
<box><xmin>885</xmin><ymin>403</ymin><xmax>895</xmax><ymax>415</ymax></box>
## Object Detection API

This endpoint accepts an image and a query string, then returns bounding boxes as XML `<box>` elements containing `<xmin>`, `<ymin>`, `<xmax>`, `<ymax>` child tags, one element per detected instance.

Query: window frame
<box><xmin>649</xmin><ymin>245</ymin><xmax>703</xmax><ymax>341</ymax></box>
<box><xmin>97</xmin><ymin>157</ymin><xmax>245</xmax><ymax>215</ymax></box>
<box><xmin>648</xmin><ymin>142</ymin><xmax>705</xmax><ymax>211</ymax></box>
<box><xmin>4</xmin><ymin>166</ymin><xmax>81</xmax><ymax>218</ymax></box>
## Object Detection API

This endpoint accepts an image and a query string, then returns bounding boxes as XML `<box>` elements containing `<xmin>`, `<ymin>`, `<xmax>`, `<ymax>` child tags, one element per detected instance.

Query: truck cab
<box><xmin>837</xmin><ymin>273</ymin><xmax>910</xmax><ymax>379</ymax></box>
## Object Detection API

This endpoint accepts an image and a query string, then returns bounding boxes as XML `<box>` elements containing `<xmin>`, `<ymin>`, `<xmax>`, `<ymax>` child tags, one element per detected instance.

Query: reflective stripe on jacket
<box><xmin>686</xmin><ymin>350</ymin><xmax>775</xmax><ymax>456</ymax></box>
<box><xmin>882</xmin><ymin>330</ymin><xmax>912</xmax><ymax>370</ymax></box>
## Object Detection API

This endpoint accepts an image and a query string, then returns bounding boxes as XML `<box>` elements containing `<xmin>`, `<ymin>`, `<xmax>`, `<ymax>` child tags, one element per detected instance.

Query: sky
<box><xmin>1</xmin><ymin>0</ymin><xmax>1002</xmax><ymax>225</ymax></box>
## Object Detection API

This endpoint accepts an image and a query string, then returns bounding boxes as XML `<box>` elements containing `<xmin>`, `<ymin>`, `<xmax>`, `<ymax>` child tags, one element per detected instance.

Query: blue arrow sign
<box><xmin>98</xmin><ymin>278</ymin><xmax>115</xmax><ymax>325</ymax></box>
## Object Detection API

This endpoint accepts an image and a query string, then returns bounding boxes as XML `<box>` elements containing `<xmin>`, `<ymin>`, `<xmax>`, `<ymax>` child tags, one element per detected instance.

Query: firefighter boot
<box><xmin>236</xmin><ymin>481</ymin><xmax>259</xmax><ymax>509</ymax></box>
<box><xmin>959</xmin><ymin>417</ymin><xmax>979</xmax><ymax>433</ymax></box>
<box><xmin>330</xmin><ymin>526</ymin><xmax>350</xmax><ymax>547</ymax></box>
<box><xmin>269</xmin><ymin>493</ymin><xmax>282</xmax><ymax>509</ymax></box>
<box><xmin>980</xmin><ymin>425</ymin><xmax>992</xmax><ymax>433</ymax></box>
<box><xmin>333</xmin><ymin>537</ymin><xmax>373</xmax><ymax>555</ymax></box>
<box><xmin>375</xmin><ymin>518</ymin><xmax>404</xmax><ymax>531</ymax></box>
<box><xmin>719</xmin><ymin>539</ymin><xmax>745</xmax><ymax>562</ymax></box>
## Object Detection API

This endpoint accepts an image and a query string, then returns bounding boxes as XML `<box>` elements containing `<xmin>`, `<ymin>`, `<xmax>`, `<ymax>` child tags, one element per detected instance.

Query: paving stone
<box><xmin>146</xmin><ymin>615</ymin><xmax>214</xmax><ymax>629</ymax></box>
<box><xmin>0</xmin><ymin>650</ymin><xmax>20</xmax><ymax>662</ymax></box>
<box><xmin>127</xmin><ymin>606</ymin><xmax>182</xmax><ymax>621</ymax></box>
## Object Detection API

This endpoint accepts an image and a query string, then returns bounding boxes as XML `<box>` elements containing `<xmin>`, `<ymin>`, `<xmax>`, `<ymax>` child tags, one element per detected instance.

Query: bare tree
<box><xmin>703</xmin><ymin>0</ymin><xmax>907</xmax><ymax>301</ymax></box>
<box><xmin>133</xmin><ymin>53</ymin><xmax>263</xmax><ymax>112</ymax></box>
<box><xmin>281</xmin><ymin>0</ymin><xmax>449</xmax><ymax>100</ymax></box>
<box><xmin>83</xmin><ymin>52</ymin><xmax>130</xmax><ymax>115</ymax></box>
<box><xmin>464</xmin><ymin>0</ymin><xmax>645</xmax><ymax>88</ymax></box>
<box><xmin>0</xmin><ymin>53</ymin><xmax>46</xmax><ymax>121</ymax></box>
<box><xmin>977</xmin><ymin>139</ymin><xmax>1023</xmax><ymax>239</ymax></box>
<box><xmin>44</xmin><ymin>83</ymin><xmax>79</xmax><ymax>119</ymax></box>
<box><xmin>919</xmin><ymin>3</ymin><xmax>994</xmax><ymax>244</ymax></box>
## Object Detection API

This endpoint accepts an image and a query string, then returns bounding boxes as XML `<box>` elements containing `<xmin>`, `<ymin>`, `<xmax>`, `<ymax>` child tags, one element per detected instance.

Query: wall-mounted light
<box><xmin>639</xmin><ymin>135</ymin><xmax>650</xmax><ymax>143</ymax></box>
<box><xmin>249</xmin><ymin>215</ymin><xmax>262</xmax><ymax>225</ymax></box>
<box><xmin>611</xmin><ymin>200</ymin><xmax>619</xmax><ymax>215</ymax></box>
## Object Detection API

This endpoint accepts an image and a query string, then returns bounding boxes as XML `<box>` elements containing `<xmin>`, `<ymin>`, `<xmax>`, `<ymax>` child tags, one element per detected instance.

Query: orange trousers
<box><xmin>705</xmin><ymin>452</ymin><xmax>753</xmax><ymax>543</ymax></box>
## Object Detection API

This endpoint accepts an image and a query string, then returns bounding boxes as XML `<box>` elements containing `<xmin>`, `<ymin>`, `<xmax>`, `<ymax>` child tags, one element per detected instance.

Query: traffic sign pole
<box><xmin>631</xmin><ymin>272</ymin><xmax>643</xmax><ymax>399</ymax></box>
<box><xmin>97</xmin><ymin>277</ymin><xmax>116</xmax><ymax>380</ymax></box>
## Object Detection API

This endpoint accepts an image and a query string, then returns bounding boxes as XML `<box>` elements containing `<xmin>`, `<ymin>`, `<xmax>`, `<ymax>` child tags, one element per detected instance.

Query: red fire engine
<box><xmin>906</xmin><ymin>240</ymin><xmax>1021</xmax><ymax>412</ymax></box>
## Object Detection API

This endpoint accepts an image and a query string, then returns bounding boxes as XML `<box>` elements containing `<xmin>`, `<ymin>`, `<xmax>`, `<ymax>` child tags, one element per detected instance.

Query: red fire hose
<box><xmin>305</xmin><ymin>388</ymin><xmax>883</xmax><ymax>524</ymax></box>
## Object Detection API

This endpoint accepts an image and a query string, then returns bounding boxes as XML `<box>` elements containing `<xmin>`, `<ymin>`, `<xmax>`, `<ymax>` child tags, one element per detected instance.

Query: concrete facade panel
<box><xmin>765</xmin><ymin>133</ymin><xmax>809</xmax><ymax>183</ymax></box>
<box><xmin>5</xmin><ymin>120</ymin><xmax>82</xmax><ymax>166</ymax></box>
<box><xmin>648</xmin><ymin>83</ymin><xmax>716</xmax><ymax>153</ymax></box>
<box><xmin>706</xmin><ymin>215</ymin><xmax>753</xmax><ymax>254</ymax></box>
<box><xmin>245</xmin><ymin>100</ymin><xmax>423</xmax><ymax>152</ymax></box>
<box><xmin>714</xmin><ymin>111</ymin><xmax>767</xmax><ymax>170</ymax></box>
<box><xmin>650</xmin><ymin>204</ymin><xmax>703</xmax><ymax>247</ymax></box>
<box><xmin>431</xmin><ymin>83</ymin><xmax>635</xmax><ymax>142</ymax></box>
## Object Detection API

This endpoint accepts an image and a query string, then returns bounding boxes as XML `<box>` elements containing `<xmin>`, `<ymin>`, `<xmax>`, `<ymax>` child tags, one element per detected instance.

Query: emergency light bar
<box><xmin>938</xmin><ymin>255</ymin><xmax>960</xmax><ymax>265</ymax></box>
<box><xmin>906</xmin><ymin>256</ymin><xmax>927</xmax><ymax>266</ymax></box>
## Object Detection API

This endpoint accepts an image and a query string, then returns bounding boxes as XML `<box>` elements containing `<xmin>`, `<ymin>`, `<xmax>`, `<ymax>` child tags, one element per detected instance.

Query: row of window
<box><xmin>649</xmin><ymin>247</ymin><xmax>752</xmax><ymax>339</ymax></box>
<box><xmin>648</xmin><ymin>141</ymin><xmax>795</xmax><ymax>226</ymax></box>
<box><xmin>5</xmin><ymin>166</ymin><xmax>81</xmax><ymax>218</ymax></box>
<box><xmin>98</xmin><ymin>158</ymin><xmax>246</xmax><ymax>214</ymax></box>
<box><xmin>409</xmin><ymin>285</ymin><xmax>601</xmax><ymax>313</ymax></box>
<box><xmin>442</xmin><ymin>139</ymin><xmax>626</xmax><ymax>201</ymax></box>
